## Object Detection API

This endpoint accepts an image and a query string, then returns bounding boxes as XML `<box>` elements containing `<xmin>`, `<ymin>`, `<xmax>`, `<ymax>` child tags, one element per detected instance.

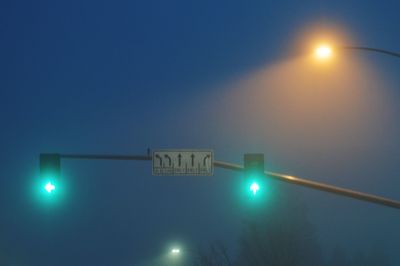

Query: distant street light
<box><xmin>171</xmin><ymin>248</ymin><xmax>180</xmax><ymax>254</ymax></box>
<box><xmin>168</xmin><ymin>245</ymin><xmax>198</xmax><ymax>264</ymax></box>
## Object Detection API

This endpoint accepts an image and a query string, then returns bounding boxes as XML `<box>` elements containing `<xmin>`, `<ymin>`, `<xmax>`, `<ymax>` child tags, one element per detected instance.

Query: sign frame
<box><xmin>152</xmin><ymin>149</ymin><xmax>214</xmax><ymax>176</ymax></box>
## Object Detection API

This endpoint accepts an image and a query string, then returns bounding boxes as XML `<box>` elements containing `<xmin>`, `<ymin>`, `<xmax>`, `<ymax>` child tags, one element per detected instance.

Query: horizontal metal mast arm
<box><xmin>60</xmin><ymin>154</ymin><xmax>152</xmax><ymax>161</ymax></box>
<box><xmin>214</xmin><ymin>160</ymin><xmax>243</xmax><ymax>171</ymax></box>
<box><xmin>266</xmin><ymin>171</ymin><xmax>400</xmax><ymax>209</ymax></box>
<box><xmin>55</xmin><ymin>155</ymin><xmax>400</xmax><ymax>210</ymax></box>
<box><xmin>214</xmin><ymin>160</ymin><xmax>400</xmax><ymax>209</ymax></box>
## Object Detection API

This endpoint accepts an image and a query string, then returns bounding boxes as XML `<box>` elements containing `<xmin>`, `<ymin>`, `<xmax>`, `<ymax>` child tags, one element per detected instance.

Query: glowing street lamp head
<box><xmin>44</xmin><ymin>182</ymin><xmax>55</xmax><ymax>193</ymax></box>
<box><xmin>171</xmin><ymin>248</ymin><xmax>180</xmax><ymax>254</ymax></box>
<box><xmin>315</xmin><ymin>45</ymin><xmax>333</xmax><ymax>59</ymax></box>
<box><xmin>250</xmin><ymin>182</ymin><xmax>260</xmax><ymax>195</ymax></box>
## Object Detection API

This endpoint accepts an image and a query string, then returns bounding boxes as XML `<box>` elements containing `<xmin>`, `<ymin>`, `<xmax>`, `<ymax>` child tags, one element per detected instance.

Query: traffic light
<box><xmin>244</xmin><ymin>153</ymin><xmax>264</xmax><ymax>196</ymax></box>
<box><xmin>39</xmin><ymin>153</ymin><xmax>60</xmax><ymax>193</ymax></box>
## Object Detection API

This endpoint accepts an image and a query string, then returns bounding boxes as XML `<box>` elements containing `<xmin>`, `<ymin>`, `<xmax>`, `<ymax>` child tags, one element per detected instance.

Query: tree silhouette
<box><xmin>195</xmin><ymin>184</ymin><xmax>324</xmax><ymax>266</ymax></box>
<box><xmin>195</xmin><ymin>241</ymin><xmax>232</xmax><ymax>266</ymax></box>
<box><xmin>195</xmin><ymin>184</ymin><xmax>393</xmax><ymax>266</ymax></box>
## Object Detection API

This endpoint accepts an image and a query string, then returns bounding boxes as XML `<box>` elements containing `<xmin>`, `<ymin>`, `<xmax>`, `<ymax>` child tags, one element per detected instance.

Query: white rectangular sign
<box><xmin>152</xmin><ymin>149</ymin><xmax>213</xmax><ymax>176</ymax></box>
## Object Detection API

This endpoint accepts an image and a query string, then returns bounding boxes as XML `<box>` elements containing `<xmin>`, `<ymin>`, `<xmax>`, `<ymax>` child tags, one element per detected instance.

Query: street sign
<box><xmin>152</xmin><ymin>150</ymin><xmax>213</xmax><ymax>176</ymax></box>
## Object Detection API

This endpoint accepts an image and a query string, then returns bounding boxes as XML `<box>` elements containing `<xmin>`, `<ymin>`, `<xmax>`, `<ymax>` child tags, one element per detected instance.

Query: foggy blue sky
<box><xmin>1</xmin><ymin>0</ymin><xmax>400</xmax><ymax>265</ymax></box>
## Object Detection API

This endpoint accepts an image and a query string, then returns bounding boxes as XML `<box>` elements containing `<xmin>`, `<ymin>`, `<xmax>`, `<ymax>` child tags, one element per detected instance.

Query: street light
<box><xmin>167</xmin><ymin>245</ymin><xmax>198</xmax><ymax>265</ymax></box>
<box><xmin>314</xmin><ymin>44</ymin><xmax>333</xmax><ymax>60</ymax></box>
<box><xmin>171</xmin><ymin>248</ymin><xmax>181</xmax><ymax>254</ymax></box>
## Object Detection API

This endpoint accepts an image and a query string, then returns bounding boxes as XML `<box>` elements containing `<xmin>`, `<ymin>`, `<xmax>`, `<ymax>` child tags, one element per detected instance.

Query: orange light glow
<box><xmin>315</xmin><ymin>45</ymin><xmax>333</xmax><ymax>59</ymax></box>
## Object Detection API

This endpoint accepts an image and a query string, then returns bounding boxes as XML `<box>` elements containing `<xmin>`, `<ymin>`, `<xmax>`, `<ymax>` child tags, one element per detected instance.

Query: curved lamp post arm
<box><xmin>340</xmin><ymin>46</ymin><xmax>400</xmax><ymax>58</ymax></box>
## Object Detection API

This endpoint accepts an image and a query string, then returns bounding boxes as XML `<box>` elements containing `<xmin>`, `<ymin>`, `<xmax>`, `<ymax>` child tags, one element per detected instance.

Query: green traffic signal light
<box><xmin>44</xmin><ymin>182</ymin><xmax>56</xmax><ymax>193</ymax></box>
<box><xmin>250</xmin><ymin>182</ymin><xmax>260</xmax><ymax>195</ymax></box>
<box><xmin>40</xmin><ymin>153</ymin><xmax>60</xmax><ymax>193</ymax></box>
<box><xmin>244</xmin><ymin>153</ymin><xmax>264</xmax><ymax>197</ymax></box>
<box><xmin>34</xmin><ymin>153</ymin><xmax>66</xmax><ymax>207</ymax></box>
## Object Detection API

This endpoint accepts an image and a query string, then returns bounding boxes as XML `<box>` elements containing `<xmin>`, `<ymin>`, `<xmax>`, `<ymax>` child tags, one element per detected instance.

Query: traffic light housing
<box><xmin>39</xmin><ymin>153</ymin><xmax>60</xmax><ymax>193</ymax></box>
<box><xmin>244</xmin><ymin>153</ymin><xmax>264</xmax><ymax>196</ymax></box>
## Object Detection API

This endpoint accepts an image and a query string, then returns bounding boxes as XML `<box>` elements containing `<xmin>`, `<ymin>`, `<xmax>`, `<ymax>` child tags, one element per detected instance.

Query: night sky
<box><xmin>1</xmin><ymin>0</ymin><xmax>400</xmax><ymax>265</ymax></box>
